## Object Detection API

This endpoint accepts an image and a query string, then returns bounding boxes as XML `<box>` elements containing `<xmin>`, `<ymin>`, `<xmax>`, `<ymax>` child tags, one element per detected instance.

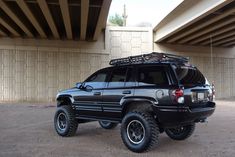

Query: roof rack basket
<box><xmin>109</xmin><ymin>52</ymin><xmax>189</xmax><ymax>66</ymax></box>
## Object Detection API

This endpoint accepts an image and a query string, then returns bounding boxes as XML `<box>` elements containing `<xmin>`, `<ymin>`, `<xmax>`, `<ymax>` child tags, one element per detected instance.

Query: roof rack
<box><xmin>109</xmin><ymin>52</ymin><xmax>189</xmax><ymax>66</ymax></box>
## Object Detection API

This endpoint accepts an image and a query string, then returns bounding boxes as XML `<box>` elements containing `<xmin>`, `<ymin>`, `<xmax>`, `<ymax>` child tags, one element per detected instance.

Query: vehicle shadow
<box><xmin>72</xmin><ymin>123</ymin><xmax>198</xmax><ymax>153</ymax></box>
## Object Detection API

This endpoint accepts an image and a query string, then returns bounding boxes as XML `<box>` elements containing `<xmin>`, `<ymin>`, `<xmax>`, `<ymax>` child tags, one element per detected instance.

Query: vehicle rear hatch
<box><xmin>173</xmin><ymin>65</ymin><xmax>213</xmax><ymax>107</ymax></box>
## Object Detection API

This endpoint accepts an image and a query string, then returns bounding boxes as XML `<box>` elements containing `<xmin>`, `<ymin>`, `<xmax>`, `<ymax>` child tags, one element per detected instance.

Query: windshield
<box><xmin>174</xmin><ymin>65</ymin><xmax>206</xmax><ymax>85</ymax></box>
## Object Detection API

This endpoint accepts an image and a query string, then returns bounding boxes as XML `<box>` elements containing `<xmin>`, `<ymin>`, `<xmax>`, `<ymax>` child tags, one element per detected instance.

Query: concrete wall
<box><xmin>0</xmin><ymin>41</ymin><xmax>109</xmax><ymax>102</ymax></box>
<box><xmin>106</xmin><ymin>27</ymin><xmax>153</xmax><ymax>59</ymax></box>
<box><xmin>1</xmin><ymin>25</ymin><xmax>233</xmax><ymax>101</ymax></box>
<box><xmin>154</xmin><ymin>43</ymin><xmax>235</xmax><ymax>98</ymax></box>
<box><xmin>0</xmin><ymin>27</ymin><xmax>153</xmax><ymax>102</ymax></box>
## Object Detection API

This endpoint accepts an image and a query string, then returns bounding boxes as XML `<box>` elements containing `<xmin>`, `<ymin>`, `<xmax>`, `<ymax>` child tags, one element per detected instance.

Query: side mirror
<box><xmin>76</xmin><ymin>82</ymin><xmax>82</xmax><ymax>89</ymax></box>
<box><xmin>85</xmin><ymin>85</ymin><xmax>93</xmax><ymax>91</ymax></box>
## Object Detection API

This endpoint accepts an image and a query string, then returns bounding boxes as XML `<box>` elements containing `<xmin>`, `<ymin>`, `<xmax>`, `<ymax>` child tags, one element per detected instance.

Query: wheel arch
<box><xmin>121</xmin><ymin>97</ymin><xmax>158</xmax><ymax>117</ymax></box>
<box><xmin>56</xmin><ymin>95</ymin><xmax>74</xmax><ymax>107</ymax></box>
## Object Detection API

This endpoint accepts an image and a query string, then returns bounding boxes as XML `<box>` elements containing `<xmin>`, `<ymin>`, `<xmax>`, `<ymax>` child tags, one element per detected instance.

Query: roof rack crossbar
<box><xmin>109</xmin><ymin>52</ymin><xmax>189</xmax><ymax>66</ymax></box>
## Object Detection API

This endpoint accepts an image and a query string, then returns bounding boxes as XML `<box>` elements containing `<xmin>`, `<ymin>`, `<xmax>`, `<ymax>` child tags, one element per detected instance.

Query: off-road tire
<box><xmin>54</xmin><ymin>105</ymin><xmax>78</xmax><ymax>137</ymax></box>
<box><xmin>121</xmin><ymin>111</ymin><xmax>159</xmax><ymax>153</ymax></box>
<box><xmin>165</xmin><ymin>123</ymin><xmax>195</xmax><ymax>140</ymax></box>
<box><xmin>99</xmin><ymin>121</ymin><xmax>118</xmax><ymax>129</ymax></box>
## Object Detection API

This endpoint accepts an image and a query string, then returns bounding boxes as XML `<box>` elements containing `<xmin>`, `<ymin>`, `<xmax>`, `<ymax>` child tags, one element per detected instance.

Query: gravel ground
<box><xmin>0</xmin><ymin>100</ymin><xmax>235</xmax><ymax>157</ymax></box>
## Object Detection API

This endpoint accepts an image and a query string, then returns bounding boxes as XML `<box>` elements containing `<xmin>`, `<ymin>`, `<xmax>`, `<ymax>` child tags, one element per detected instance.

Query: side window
<box><xmin>125</xmin><ymin>68</ymin><xmax>135</xmax><ymax>87</ymax></box>
<box><xmin>87</xmin><ymin>73</ymin><xmax>107</xmax><ymax>82</ymax></box>
<box><xmin>108</xmin><ymin>67</ymin><xmax>128</xmax><ymax>88</ymax></box>
<box><xmin>85</xmin><ymin>69</ymin><xmax>109</xmax><ymax>89</ymax></box>
<box><xmin>126</xmin><ymin>68</ymin><xmax>134</xmax><ymax>82</ymax></box>
<box><xmin>138</xmin><ymin>66</ymin><xmax>168</xmax><ymax>86</ymax></box>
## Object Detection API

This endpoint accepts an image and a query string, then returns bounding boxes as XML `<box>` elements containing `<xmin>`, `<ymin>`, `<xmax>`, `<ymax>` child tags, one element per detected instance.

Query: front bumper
<box><xmin>154</xmin><ymin>101</ymin><xmax>215</xmax><ymax>127</ymax></box>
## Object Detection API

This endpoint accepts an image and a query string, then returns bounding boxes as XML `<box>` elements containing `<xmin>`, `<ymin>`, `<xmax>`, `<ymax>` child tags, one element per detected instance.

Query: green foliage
<box><xmin>109</xmin><ymin>14</ymin><xmax>124</xmax><ymax>26</ymax></box>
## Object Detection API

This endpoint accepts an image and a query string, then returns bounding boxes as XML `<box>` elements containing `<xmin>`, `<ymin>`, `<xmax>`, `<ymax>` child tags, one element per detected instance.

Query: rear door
<box><xmin>173</xmin><ymin>65</ymin><xmax>213</xmax><ymax>107</ymax></box>
<box><xmin>102</xmin><ymin>66</ymin><xmax>135</xmax><ymax>119</ymax></box>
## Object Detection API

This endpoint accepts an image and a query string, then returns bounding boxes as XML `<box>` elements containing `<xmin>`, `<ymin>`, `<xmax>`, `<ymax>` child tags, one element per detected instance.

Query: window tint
<box><xmin>126</xmin><ymin>68</ymin><xmax>134</xmax><ymax>82</ymax></box>
<box><xmin>108</xmin><ymin>67</ymin><xmax>127</xmax><ymax>87</ymax></box>
<box><xmin>110</xmin><ymin>68</ymin><xmax>127</xmax><ymax>82</ymax></box>
<box><xmin>86</xmin><ymin>69</ymin><xmax>108</xmax><ymax>82</ymax></box>
<box><xmin>138</xmin><ymin>66</ymin><xmax>168</xmax><ymax>85</ymax></box>
<box><xmin>85</xmin><ymin>69</ymin><xmax>109</xmax><ymax>89</ymax></box>
<box><xmin>125</xmin><ymin>68</ymin><xmax>135</xmax><ymax>87</ymax></box>
<box><xmin>88</xmin><ymin>73</ymin><xmax>106</xmax><ymax>82</ymax></box>
<box><xmin>174</xmin><ymin>66</ymin><xmax>206</xmax><ymax>85</ymax></box>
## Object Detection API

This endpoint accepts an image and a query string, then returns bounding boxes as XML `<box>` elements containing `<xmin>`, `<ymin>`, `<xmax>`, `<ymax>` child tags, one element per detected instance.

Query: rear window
<box><xmin>174</xmin><ymin>66</ymin><xmax>206</xmax><ymax>85</ymax></box>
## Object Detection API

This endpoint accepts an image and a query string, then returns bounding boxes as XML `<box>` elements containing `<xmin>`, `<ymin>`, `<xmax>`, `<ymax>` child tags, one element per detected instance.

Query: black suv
<box><xmin>54</xmin><ymin>52</ymin><xmax>215</xmax><ymax>152</ymax></box>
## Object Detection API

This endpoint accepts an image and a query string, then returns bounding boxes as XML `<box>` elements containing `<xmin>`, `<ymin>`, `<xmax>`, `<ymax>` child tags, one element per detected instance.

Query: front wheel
<box><xmin>121</xmin><ymin>111</ymin><xmax>159</xmax><ymax>153</ymax></box>
<box><xmin>98</xmin><ymin>121</ymin><xmax>118</xmax><ymax>129</ymax></box>
<box><xmin>165</xmin><ymin>123</ymin><xmax>195</xmax><ymax>140</ymax></box>
<box><xmin>54</xmin><ymin>105</ymin><xmax>78</xmax><ymax>137</ymax></box>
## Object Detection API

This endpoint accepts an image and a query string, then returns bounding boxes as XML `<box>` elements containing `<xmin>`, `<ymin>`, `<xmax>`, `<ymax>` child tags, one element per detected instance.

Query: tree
<box><xmin>108</xmin><ymin>14</ymin><xmax>124</xmax><ymax>26</ymax></box>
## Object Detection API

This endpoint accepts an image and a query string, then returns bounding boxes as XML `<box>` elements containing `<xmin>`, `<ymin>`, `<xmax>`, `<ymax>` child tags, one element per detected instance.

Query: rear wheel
<box><xmin>98</xmin><ymin>121</ymin><xmax>118</xmax><ymax>129</ymax></box>
<box><xmin>165</xmin><ymin>123</ymin><xmax>195</xmax><ymax>140</ymax></box>
<box><xmin>121</xmin><ymin>111</ymin><xmax>159</xmax><ymax>152</ymax></box>
<box><xmin>54</xmin><ymin>105</ymin><xmax>78</xmax><ymax>137</ymax></box>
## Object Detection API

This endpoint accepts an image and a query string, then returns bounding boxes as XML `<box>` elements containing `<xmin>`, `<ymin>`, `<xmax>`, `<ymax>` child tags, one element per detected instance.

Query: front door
<box><xmin>74</xmin><ymin>68</ymin><xmax>110</xmax><ymax>118</ymax></box>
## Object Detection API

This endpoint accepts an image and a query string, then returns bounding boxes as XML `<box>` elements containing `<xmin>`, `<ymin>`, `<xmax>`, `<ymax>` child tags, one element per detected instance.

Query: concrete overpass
<box><xmin>153</xmin><ymin>0</ymin><xmax>235</xmax><ymax>98</ymax></box>
<box><xmin>0</xmin><ymin>0</ymin><xmax>113</xmax><ymax>102</ymax></box>
<box><xmin>154</xmin><ymin>0</ymin><xmax>235</xmax><ymax>47</ymax></box>
<box><xmin>0</xmin><ymin>0</ymin><xmax>111</xmax><ymax>40</ymax></box>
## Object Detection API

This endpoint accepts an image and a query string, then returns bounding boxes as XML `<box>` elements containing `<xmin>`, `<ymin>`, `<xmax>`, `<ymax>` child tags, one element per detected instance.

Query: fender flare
<box><xmin>56</xmin><ymin>94</ymin><xmax>74</xmax><ymax>107</ymax></box>
<box><xmin>120</xmin><ymin>96</ymin><xmax>158</xmax><ymax>115</ymax></box>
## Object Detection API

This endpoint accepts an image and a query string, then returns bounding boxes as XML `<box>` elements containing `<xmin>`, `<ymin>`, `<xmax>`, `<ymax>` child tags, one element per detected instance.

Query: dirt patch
<box><xmin>0</xmin><ymin>100</ymin><xmax>234</xmax><ymax>157</ymax></box>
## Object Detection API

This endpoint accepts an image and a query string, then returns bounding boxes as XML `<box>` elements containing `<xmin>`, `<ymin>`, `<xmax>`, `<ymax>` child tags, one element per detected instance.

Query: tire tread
<box><xmin>54</xmin><ymin>105</ymin><xmax>78</xmax><ymax>137</ymax></box>
<box><xmin>165</xmin><ymin>123</ymin><xmax>195</xmax><ymax>140</ymax></box>
<box><xmin>99</xmin><ymin>121</ymin><xmax>118</xmax><ymax>129</ymax></box>
<box><xmin>121</xmin><ymin>111</ymin><xmax>159</xmax><ymax>152</ymax></box>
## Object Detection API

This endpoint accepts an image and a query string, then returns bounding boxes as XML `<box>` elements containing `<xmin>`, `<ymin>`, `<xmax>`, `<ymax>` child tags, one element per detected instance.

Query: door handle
<box><xmin>93</xmin><ymin>92</ymin><xmax>101</xmax><ymax>96</ymax></box>
<box><xmin>122</xmin><ymin>90</ymin><xmax>131</xmax><ymax>94</ymax></box>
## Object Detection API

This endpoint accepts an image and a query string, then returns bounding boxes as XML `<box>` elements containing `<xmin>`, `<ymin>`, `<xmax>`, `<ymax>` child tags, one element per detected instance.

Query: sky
<box><xmin>108</xmin><ymin>0</ymin><xmax>182</xmax><ymax>27</ymax></box>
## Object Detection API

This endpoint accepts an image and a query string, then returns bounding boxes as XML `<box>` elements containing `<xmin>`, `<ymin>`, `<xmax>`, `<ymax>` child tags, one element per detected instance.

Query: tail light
<box><xmin>172</xmin><ymin>89</ymin><xmax>184</xmax><ymax>104</ymax></box>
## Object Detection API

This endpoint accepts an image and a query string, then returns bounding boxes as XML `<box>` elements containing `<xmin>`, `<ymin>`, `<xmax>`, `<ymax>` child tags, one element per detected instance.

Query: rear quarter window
<box><xmin>138</xmin><ymin>66</ymin><xmax>169</xmax><ymax>86</ymax></box>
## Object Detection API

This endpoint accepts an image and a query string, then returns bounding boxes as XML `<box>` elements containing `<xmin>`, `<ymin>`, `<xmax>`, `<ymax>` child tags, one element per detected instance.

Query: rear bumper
<box><xmin>154</xmin><ymin>102</ymin><xmax>215</xmax><ymax>127</ymax></box>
